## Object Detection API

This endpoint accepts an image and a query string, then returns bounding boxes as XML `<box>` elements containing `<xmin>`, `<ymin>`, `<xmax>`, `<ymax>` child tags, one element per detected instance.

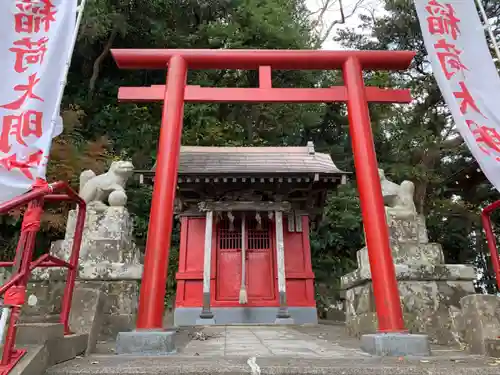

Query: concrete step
<box><xmin>7</xmin><ymin>331</ymin><xmax>87</xmax><ymax>375</ymax></box>
<box><xmin>47</xmin><ymin>333</ymin><xmax>88</xmax><ymax>366</ymax></box>
<box><xmin>19</xmin><ymin>315</ymin><xmax>60</xmax><ymax>325</ymax></box>
<box><xmin>45</xmin><ymin>355</ymin><xmax>500</xmax><ymax>375</ymax></box>
<box><xmin>10</xmin><ymin>345</ymin><xmax>46</xmax><ymax>375</ymax></box>
<box><xmin>16</xmin><ymin>323</ymin><xmax>64</xmax><ymax>345</ymax></box>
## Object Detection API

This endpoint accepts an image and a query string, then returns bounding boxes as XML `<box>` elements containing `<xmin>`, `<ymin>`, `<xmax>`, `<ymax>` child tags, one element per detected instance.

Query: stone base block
<box><xmin>485</xmin><ymin>338</ymin><xmax>500</xmax><ymax>358</ymax></box>
<box><xmin>116</xmin><ymin>330</ymin><xmax>176</xmax><ymax>355</ymax></box>
<box><xmin>48</xmin><ymin>333</ymin><xmax>88</xmax><ymax>366</ymax></box>
<box><xmin>346</xmin><ymin>313</ymin><xmax>378</xmax><ymax>338</ymax></box>
<box><xmin>448</xmin><ymin>305</ymin><xmax>466</xmax><ymax>347</ymax></box>
<box><xmin>24</xmin><ymin>279</ymin><xmax>140</xmax><ymax>343</ymax></box>
<box><xmin>275</xmin><ymin>318</ymin><xmax>295</xmax><ymax>324</ymax></box>
<box><xmin>460</xmin><ymin>294</ymin><xmax>500</xmax><ymax>354</ymax></box>
<box><xmin>344</xmin><ymin>279</ymin><xmax>475</xmax><ymax>345</ymax></box>
<box><xmin>174</xmin><ymin>306</ymin><xmax>317</xmax><ymax>326</ymax></box>
<box><xmin>69</xmin><ymin>286</ymin><xmax>105</xmax><ymax>354</ymax></box>
<box><xmin>355</xmin><ymin>244</ymin><xmax>444</xmax><ymax>273</ymax></box>
<box><xmin>101</xmin><ymin>313</ymin><xmax>136</xmax><ymax>341</ymax></box>
<box><xmin>196</xmin><ymin>318</ymin><xmax>216</xmax><ymax>325</ymax></box>
<box><xmin>342</xmin><ymin>264</ymin><xmax>476</xmax><ymax>289</ymax></box>
<box><xmin>361</xmin><ymin>333</ymin><xmax>430</xmax><ymax>357</ymax></box>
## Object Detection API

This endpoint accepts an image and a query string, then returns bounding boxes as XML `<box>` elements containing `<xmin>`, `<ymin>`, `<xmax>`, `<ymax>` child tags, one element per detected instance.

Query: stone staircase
<box><xmin>7</xmin><ymin>323</ymin><xmax>87</xmax><ymax>375</ymax></box>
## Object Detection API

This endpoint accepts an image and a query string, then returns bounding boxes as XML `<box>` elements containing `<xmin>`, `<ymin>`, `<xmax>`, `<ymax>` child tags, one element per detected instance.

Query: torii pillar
<box><xmin>111</xmin><ymin>49</ymin><xmax>430</xmax><ymax>356</ymax></box>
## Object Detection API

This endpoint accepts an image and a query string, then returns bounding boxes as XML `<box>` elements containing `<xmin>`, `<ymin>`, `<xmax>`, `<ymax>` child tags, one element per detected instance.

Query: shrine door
<box><xmin>216</xmin><ymin>216</ymin><xmax>276</xmax><ymax>304</ymax></box>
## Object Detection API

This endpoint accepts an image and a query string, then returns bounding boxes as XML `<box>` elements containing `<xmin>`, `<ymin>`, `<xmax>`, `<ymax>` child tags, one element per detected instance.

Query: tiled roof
<box><xmin>152</xmin><ymin>142</ymin><xmax>346</xmax><ymax>175</ymax></box>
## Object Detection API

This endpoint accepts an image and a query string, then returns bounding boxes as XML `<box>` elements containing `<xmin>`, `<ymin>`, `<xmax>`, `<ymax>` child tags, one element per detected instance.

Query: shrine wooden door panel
<box><xmin>216</xmin><ymin>218</ymin><xmax>241</xmax><ymax>301</ymax></box>
<box><xmin>246</xmin><ymin>218</ymin><xmax>275</xmax><ymax>300</ymax></box>
<box><xmin>216</xmin><ymin>217</ymin><xmax>275</xmax><ymax>303</ymax></box>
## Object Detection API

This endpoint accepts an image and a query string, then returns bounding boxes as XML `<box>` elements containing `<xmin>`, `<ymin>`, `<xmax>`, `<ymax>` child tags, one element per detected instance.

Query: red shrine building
<box><xmin>148</xmin><ymin>142</ymin><xmax>347</xmax><ymax>325</ymax></box>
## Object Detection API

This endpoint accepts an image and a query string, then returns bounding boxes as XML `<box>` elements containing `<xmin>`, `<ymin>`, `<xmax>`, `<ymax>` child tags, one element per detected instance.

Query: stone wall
<box><xmin>23</xmin><ymin>279</ymin><xmax>139</xmax><ymax>341</ymax></box>
<box><xmin>452</xmin><ymin>294</ymin><xmax>500</xmax><ymax>354</ymax></box>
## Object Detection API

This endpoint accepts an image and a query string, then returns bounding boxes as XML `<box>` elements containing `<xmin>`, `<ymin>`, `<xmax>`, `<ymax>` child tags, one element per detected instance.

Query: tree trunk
<box><xmin>414</xmin><ymin>180</ymin><xmax>428</xmax><ymax>215</ymax></box>
<box><xmin>88</xmin><ymin>30</ymin><xmax>118</xmax><ymax>98</ymax></box>
<box><xmin>414</xmin><ymin>148</ymin><xmax>440</xmax><ymax>214</ymax></box>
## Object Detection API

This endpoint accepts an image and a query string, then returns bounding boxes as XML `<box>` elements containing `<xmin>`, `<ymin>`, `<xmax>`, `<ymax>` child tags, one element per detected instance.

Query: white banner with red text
<box><xmin>414</xmin><ymin>0</ymin><xmax>500</xmax><ymax>192</ymax></box>
<box><xmin>0</xmin><ymin>0</ymin><xmax>78</xmax><ymax>203</ymax></box>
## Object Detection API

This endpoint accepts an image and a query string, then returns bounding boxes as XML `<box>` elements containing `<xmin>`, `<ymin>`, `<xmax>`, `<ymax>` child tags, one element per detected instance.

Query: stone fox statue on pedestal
<box><xmin>378</xmin><ymin>168</ymin><xmax>417</xmax><ymax>220</ymax></box>
<box><xmin>79</xmin><ymin>161</ymin><xmax>134</xmax><ymax>211</ymax></box>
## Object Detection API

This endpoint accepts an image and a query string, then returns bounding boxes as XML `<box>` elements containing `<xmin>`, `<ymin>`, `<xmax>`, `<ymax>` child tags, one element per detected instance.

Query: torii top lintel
<box><xmin>111</xmin><ymin>49</ymin><xmax>415</xmax><ymax>71</ymax></box>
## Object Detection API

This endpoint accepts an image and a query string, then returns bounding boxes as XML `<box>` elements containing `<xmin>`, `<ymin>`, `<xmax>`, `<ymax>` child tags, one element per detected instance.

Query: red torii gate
<box><xmin>111</xmin><ymin>49</ymin><xmax>415</xmax><ymax>333</ymax></box>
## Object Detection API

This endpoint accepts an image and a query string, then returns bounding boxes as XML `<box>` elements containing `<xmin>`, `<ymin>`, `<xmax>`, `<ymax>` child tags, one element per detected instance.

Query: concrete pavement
<box><xmin>46</xmin><ymin>324</ymin><xmax>500</xmax><ymax>375</ymax></box>
<box><xmin>182</xmin><ymin>325</ymin><xmax>368</xmax><ymax>358</ymax></box>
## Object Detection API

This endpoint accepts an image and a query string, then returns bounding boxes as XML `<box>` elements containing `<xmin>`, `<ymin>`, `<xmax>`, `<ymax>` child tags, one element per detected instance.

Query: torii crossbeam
<box><xmin>111</xmin><ymin>49</ymin><xmax>415</xmax><ymax>333</ymax></box>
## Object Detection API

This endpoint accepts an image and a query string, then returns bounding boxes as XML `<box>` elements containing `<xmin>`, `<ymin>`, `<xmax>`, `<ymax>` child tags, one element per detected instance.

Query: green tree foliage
<box><xmin>1</xmin><ymin>0</ymin><xmax>499</xmax><ymax>306</ymax></box>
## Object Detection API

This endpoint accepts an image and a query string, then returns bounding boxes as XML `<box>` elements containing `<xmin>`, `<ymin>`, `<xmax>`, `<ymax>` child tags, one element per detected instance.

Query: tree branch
<box><xmin>441</xmin><ymin>134</ymin><xmax>464</xmax><ymax>150</ymax></box>
<box><xmin>310</xmin><ymin>0</ymin><xmax>366</xmax><ymax>46</ymax></box>
<box><xmin>320</xmin><ymin>0</ymin><xmax>366</xmax><ymax>44</ymax></box>
<box><xmin>88</xmin><ymin>29</ymin><xmax>118</xmax><ymax>98</ymax></box>
<box><xmin>310</xmin><ymin>0</ymin><xmax>335</xmax><ymax>29</ymax></box>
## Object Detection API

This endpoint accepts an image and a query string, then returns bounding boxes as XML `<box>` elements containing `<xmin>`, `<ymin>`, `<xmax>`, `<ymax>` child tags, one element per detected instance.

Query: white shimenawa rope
<box><xmin>239</xmin><ymin>214</ymin><xmax>248</xmax><ymax>304</ymax></box>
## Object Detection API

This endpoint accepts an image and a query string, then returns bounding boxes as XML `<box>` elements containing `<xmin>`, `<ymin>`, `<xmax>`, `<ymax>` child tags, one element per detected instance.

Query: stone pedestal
<box><xmin>26</xmin><ymin>207</ymin><xmax>143</xmax><ymax>342</ymax></box>
<box><xmin>341</xmin><ymin>214</ymin><xmax>476</xmax><ymax>346</ymax></box>
<box><xmin>70</xmin><ymin>287</ymin><xmax>105</xmax><ymax>355</ymax></box>
<box><xmin>361</xmin><ymin>333</ymin><xmax>430</xmax><ymax>356</ymax></box>
<box><xmin>459</xmin><ymin>294</ymin><xmax>500</xmax><ymax>354</ymax></box>
<box><xmin>116</xmin><ymin>331</ymin><xmax>176</xmax><ymax>355</ymax></box>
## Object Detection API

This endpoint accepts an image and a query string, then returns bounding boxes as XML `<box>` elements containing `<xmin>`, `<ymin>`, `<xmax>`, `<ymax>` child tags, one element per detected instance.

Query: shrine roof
<box><xmin>151</xmin><ymin>142</ymin><xmax>346</xmax><ymax>175</ymax></box>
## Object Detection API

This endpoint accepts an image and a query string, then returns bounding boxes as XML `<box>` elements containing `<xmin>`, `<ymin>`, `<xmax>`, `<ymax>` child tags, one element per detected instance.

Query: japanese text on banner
<box><xmin>414</xmin><ymin>0</ymin><xmax>500</xmax><ymax>191</ymax></box>
<box><xmin>0</xmin><ymin>0</ymin><xmax>77</xmax><ymax>202</ymax></box>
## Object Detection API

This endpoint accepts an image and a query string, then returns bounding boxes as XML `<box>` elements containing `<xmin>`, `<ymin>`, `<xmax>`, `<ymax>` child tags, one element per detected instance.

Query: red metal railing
<box><xmin>481</xmin><ymin>200</ymin><xmax>500</xmax><ymax>291</ymax></box>
<box><xmin>0</xmin><ymin>181</ymin><xmax>86</xmax><ymax>374</ymax></box>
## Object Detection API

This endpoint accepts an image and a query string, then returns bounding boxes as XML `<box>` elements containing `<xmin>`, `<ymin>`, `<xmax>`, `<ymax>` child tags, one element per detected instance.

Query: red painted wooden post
<box><xmin>481</xmin><ymin>200</ymin><xmax>500</xmax><ymax>291</ymax></box>
<box><xmin>343</xmin><ymin>57</ymin><xmax>405</xmax><ymax>332</ymax></box>
<box><xmin>136</xmin><ymin>55</ymin><xmax>188</xmax><ymax>329</ymax></box>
